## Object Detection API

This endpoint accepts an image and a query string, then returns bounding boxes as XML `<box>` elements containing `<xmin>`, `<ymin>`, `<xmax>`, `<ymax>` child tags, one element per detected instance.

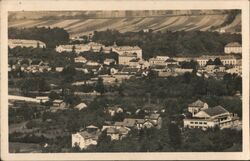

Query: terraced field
<box><xmin>8</xmin><ymin>14</ymin><xmax>240</xmax><ymax>38</ymax></box>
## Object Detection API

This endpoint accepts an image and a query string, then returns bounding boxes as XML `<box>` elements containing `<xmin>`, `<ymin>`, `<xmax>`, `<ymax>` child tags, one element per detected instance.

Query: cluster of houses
<box><xmin>183</xmin><ymin>99</ymin><xmax>240</xmax><ymax>130</ymax></box>
<box><xmin>72</xmin><ymin>104</ymin><xmax>162</xmax><ymax>150</ymax></box>
<box><xmin>8</xmin><ymin>38</ymin><xmax>242</xmax><ymax>79</ymax></box>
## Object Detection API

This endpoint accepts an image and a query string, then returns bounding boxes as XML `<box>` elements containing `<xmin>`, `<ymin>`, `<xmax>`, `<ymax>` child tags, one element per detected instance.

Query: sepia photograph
<box><xmin>1</xmin><ymin>0</ymin><xmax>249</xmax><ymax>160</ymax></box>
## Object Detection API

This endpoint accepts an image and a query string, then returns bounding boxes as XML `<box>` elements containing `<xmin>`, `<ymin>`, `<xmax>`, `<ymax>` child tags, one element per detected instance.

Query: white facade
<box><xmin>74</xmin><ymin>56</ymin><xmax>87</xmax><ymax>63</ymax></box>
<box><xmin>113</xmin><ymin>46</ymin><xmax>142</xmax><ymax>59</ymax></box>
<box><xmin>224</xmin><ymin>42</ymin><xmax>242</xmax><ymax>54</ymax></box>
<box><xmin>8</xmin><ymin>39</ymin><xmax>46</xmax><ymax>48</ymax></box>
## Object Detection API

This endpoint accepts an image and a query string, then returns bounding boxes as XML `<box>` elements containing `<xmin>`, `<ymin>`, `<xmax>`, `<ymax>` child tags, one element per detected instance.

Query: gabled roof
<box><xmin>203</xmin><ymin>106</ymin><xmax>229</xmax><ymax>117</ymax></box>
<box><xmin>189</xmin><ymin>99</ymin><xmax>206</xmax><ymax>107</ymax></box>
<box><xmin>225</xmin><ymin>42</ymin><xmax>241</xmax><ymax>47</ymax></box>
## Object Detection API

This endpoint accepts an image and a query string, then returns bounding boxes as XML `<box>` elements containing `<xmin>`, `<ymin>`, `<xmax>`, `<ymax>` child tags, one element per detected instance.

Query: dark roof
<box><xmin>165</xmin><ymin>59</ymin><xmax>177</xmax><ymax>62</ymax></box>
<box><xmin>203</xmin><ymin>106</ymin><xmax>229</xmax><ymax>116</ymax></box>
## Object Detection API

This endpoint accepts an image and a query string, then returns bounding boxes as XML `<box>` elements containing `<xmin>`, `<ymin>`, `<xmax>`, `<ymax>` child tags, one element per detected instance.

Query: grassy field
<box><xmin>8</xmin><ymin>14</ymin><xmax>240</xmax><ymax>38</ymax></box>
<box><xmin>9</xmin><ymin>142</ymin><xmax>42</xmax><ymax>153</ymax></box>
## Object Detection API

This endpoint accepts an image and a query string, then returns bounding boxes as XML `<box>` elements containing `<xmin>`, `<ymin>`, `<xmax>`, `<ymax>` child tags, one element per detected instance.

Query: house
<box><xmin>86</xmin><ymin>61</ymin><xmax>100</xmax><ymax>66</ymax></box>
<box><xmin>196</xmin><ymin>55</ymin><xmax>239</xmax><ymax>67</ymax></box>
<box><xmin>103</xmin><ymin>58</ymin><xmax>116</xmax><ymax>66</ymax></box>
<box><xmin>184</xmin><ymin>105</ymin><xmax>240</xmax><ymax>130</ymax></box>
<box><xmin>149</xmin><ymin>56</ymin><xmax>169</xmax><ymax>66</ymax></box>
<box><xmin>36</xmin><ymin>96</ymin><xmax>49</xmax><ymax>103</ymax></box>
<box><xmin>72</xmin><ymin>125</ymin><xmax>101</xmax><ymax>149</ymax></box>
<box><xmin>106</xmin><ymin>105</ymin><xmax>123</xmax><ymax>116</ymax></box>
<box><xmin>188</xmin><ymin>99</ymin><xmax>208</xmax><ymax>116</ymax></box>
<box><xmin>106</xmin><ymin>127</ymin><xmax>130</xmax><ymax>140</ymax></box>
<box><xmin>52</xmin><ymin>99</ymin><xmax>66</xmax><ymax>109</ymax></box>
<box><xmin>8</xmin><ymin>39</ymin><xmax>46</xmax><ymax>48</ymax></box>
<box><xmin>74</xmin><ymin>56</ymin><xmax>87</xmax><ymax>63</ymax></box>
<box><xmin>74</xmin><ymin>102</ymin><xmax>87</xmax><ymax>110</ymax></box>
<box><xmin>128</xmin><ymin>58</ymin><xmax>139</xmax><ymax>67</ymax></box>
<box><xmin>226</xmin><ymin>65</ymin><xmax>242</xmax><ymax>75</ymax></box>
<box><xmin>224</xmin><ymin>42</ymin><xmax>242</xmax><ymax>54</ymax></box>
<box><xmin>165</xmin><ymin>59</ymin><xmax>179</xmax><ymax>66</ymax></box>
<box><xmin>144</xmin><ymin>113</ymin><xmax>162</xmax><ymax>129</ymax></box>
<box><xmin>55</xmin><ymin>67</ymin><xmax>64</xmax><ymax>72</ymax></box>
<box><xmin>120</xmin><ymin>67</ymin><xmax>140</xmax><ymax>75</ymax></box>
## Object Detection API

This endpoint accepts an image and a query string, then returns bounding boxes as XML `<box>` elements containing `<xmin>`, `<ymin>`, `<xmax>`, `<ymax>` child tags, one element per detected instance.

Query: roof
<box><xmin>123</xmin><ymin>118</ymin><xmax>136</xmax><ymax>127</ymax></box>
<box><xmin>129</xmin><ymin>58</ymin><xmax>140</xmax><ymax>62</ymax></box>
<box><xmin>106</xmin><ymin>127</ymin><xmax>129</xmax><ymax>134</ymax></box>
<box><xmin>77</xmin><ymin>130</ymin><xmax>101</xmax><ymax>140</ymax></box>
<box><xmin>108</xmin><ymin>105</ymin><xmax>122</xmax><ymax>111</ymax></box>
<box><xmin>86</xmin><ymin>125</ymin><xmax>98</xmax><ymax>129</ymax></box>
<box><xmin>225</xmin><ymin>42</ymin><xmax>241</xmax><ymax>47</ymax></box>
<box><xmin>165</xmin><ymin>59</ymin><xmax>177</xmax><ymax>62</ymax></box>
<box><xmin>203</xmin><ymin>106</ymin><xmax>229</xmax><ymax>116</ymax></box>
<box><xmin>74</xmin><ymin>103</ymin><xmax>87</xmax><ymax>109</ymax></box>
<box><xmin>121</xmin><ymin>67</ymin><xmax>139</xmax><ymax>73</ymax></box>
<box><xmin>113</xmin><ymin>46</ymin><xmax>141</xmax><ymax>51</ymax></box>
<box><xmin>149</xmin><ymin>113</ymin><xmax>160</xmax><ymax>120</ymax></box>
<box><xmin>53</xmin><ymin>99</ymin><xmax>64</xmax><ymax>103</ymax></box>
<box><xmin>189</xmin><ymin>99</ymin><xmax>206</xmax><ymax>107</ymax></box>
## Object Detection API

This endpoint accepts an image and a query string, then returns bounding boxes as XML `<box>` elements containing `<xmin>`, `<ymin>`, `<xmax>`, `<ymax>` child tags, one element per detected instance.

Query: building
<box><xmin>106</xmin><ymin>127</ymin><xmax>130</xmax><ymax>140</ymax></box>
<box><xmin>113</xmin><ymin>46</ymin><xmax>142</xmax><ymax>59</ymax></box>
<box><xmin>106</xmin><ymin>105</ymin><xmax>123</xmax><ymax>116</ymax></box>
<box><xmin>36</xmin><ymin>96</ymin><xmax>49</xmax><ymax>103</ymax></box>
<box><xmin>165</xmin><ymin>59</ymin><xmax>179</xmax><ymax>66</ymax></box>
<box><xmin>8</xmin><ymin>39</ymin><xmax>46</xmax><ymax>48</ymax></box>
<box><xmin>224</xmin><ymin>42</ymin><xmax>242</xmax><ymax>54</ymax></box>
<box><xmin>74</xmin><ymin>102</ymin><xmax>88</xmax><ymax>110</ymax></box>
<box><xmin>103</xmin><ymin>58</ymin><xmax>116</xmax><ymax>66</ymax></box>
<box><xmin>118</xmin><ymin>52</ymin><xmax>137</xmax><ymax>65</ymax></box>
<box><xmin>72</xmin><ymin>125</ymin><xmax>101</xmax><ymax>149</ymax></box>
<box><xmin>149</xmin><ymin>56</ymin><xmax>169</xmax><ymax>66</ymax></box>
<box><xmin>74</xmin><ymin>56</ymin><xmax>87</xmax><ymax>63</ymax></box>
<box><xmin>184</xmin><ymin>105</ymin><xmax>239</xmax><ymax>130</ymax></box>
<box><xmin>56</xmin><ymin>42</ymin><xmax>104</xmax><ymax>54</ymax></box>
<box><xmin>188</xmin><ymin>99</ymin><xmax>208</xmax><ymax>116</ymax></box>
<box><xmin>52</xmin><ymin>99</ymin><xmax>66</xmax><ymax>109</ymax></box>
<box><xmin>196</xmin><ymin>55</ymin><xmax>239</xmax><ymax>66</ymax></box>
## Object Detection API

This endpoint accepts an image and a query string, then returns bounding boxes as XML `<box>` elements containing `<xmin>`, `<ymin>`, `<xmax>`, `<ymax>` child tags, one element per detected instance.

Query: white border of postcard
<box><xmin>1</xmin><ymin>0</ymin><xmax>249</xmax><ymax>160</ymax></box>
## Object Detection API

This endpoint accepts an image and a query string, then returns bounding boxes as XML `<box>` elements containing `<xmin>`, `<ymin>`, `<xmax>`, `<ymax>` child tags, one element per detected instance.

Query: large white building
<box><xmin>72</xmin><ymin>125</ymin><xmax>101</xmax><ymax>149</ymax></box>
<box><xmin>8</xmin><ymin>39</ymin><xmax>46</xmax><ymax>48</ymax></box>
<box><xmin>184</xmin><ymin>105</ymin><xmax>239</xmax><ymax>130</ymax></box>
<box><xmin>149</xmin><ymin>56</ymin><xmax>169</xmax><ymax>66</ymax></box>
<box><xmin>196</xmin><ymin>55</ymin><xmax>240</xmax><ymax>66</ymax></box>
<box><xmin>56</xmin><ymin>42</ymin><xmax>104</xmax><ymax>54</ymax></box>
<box><xmin>113</xmin><ymin>46</ymin><xmax>142</xmax><ymax>59</ymax></box>
<box><xmin>224</xmin><ymin>42</ymin><xmax>242</xmax><ymax>54</ymax></box>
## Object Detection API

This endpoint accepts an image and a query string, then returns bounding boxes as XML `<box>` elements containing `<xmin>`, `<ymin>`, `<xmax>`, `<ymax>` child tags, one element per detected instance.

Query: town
<box><xmin>8</xmin><ymin>26</ymin><xmax>242</xmax><ymax>152</ymax></box>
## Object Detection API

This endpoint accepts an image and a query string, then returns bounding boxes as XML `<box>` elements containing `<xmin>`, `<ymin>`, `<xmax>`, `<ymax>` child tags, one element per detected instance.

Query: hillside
<box><xmin>8</xmin><ymin>11</ymin><xmax>241</xmax><ymax>38</ymax></box>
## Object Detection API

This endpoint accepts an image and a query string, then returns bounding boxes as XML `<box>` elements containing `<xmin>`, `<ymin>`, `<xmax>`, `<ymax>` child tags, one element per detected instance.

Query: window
<box><xmin>199</xmin><ymin>122</ymin><xmax>202</xmax><ymax>124</ymax></box>
<box><xmin>190</xmin><ymin>122</ymin><xmax>194</xmax><ymax>124</ymax></box>
<box><xmin>204</xmin><ymin>122</ymin><xmax>207</xmax><ymax>125</ymax></box>
<box><xmin>195</xmin><ymin>122</ymin><xmax>198</xmax><ymax>124</ymax></box>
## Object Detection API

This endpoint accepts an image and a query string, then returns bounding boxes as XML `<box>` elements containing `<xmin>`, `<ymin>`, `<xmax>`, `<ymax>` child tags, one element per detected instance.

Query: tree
<box><xmin>168</xmin><ymin>123</ymin><xmax>182</xmax><ymax>149</ymax></box>
<box><xmin>95</xmin><ymin>78</ymin><xmax>105</xmax><ymax>94</ymax></box>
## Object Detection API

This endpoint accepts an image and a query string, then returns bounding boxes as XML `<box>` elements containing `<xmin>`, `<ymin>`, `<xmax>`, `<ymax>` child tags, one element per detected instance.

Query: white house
<box><xmin>36</xmin><ymin>96</ymin><xmax>49</xmax><ymax>103</ymax></box>
<box><xmin>184</xmin><ymin>105</ymin><xmax>239</xmax><ymax>130</ymax></box>
<box><xmin>106</xmin><ymin>105</ymin><xmax>123</xmax><ymax>116</ymax></box>
<box><xmin>224</xmin><ymin>42</ymin><xmax>242</xmax><ymax>54</ymax></box>
<box><xmin>74</xmin><ymin>56</ymin><xmax>87</xmax><ymax>63</ymax></box>
<box><xmin>188</xmin><ymin>99</ymin><xmax>208</xmax><ymax>116</ymax></box>
<box><xmin>74</xmin><ymin>102</ymin><xmax>87</xmax><ymax>110</ymax></box>
<box><xmin>52</xmin><ymin>99</ymin><xmax>66</xmax><ymax>108</ymax></box>
<box><xmin>72</xmin><ymin>126</ymin><xmax>101</xmax><ymax>149</ymax></box>
<box><xmin>149</xmin><ymin>56</ymin><xmax>169</xmax><ymax>66</ymax></box>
